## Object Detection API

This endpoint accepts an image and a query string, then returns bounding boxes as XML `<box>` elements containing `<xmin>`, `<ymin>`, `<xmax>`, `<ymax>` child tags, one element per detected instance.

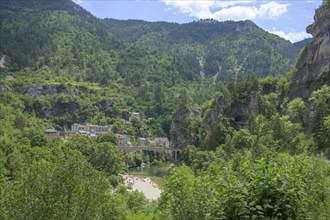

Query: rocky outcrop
<box><xmin>225</xmin><ymin>95</ymin><xmax>259</xmax><ymax>127</ymax></box>
<box><xmin>26</xmin><ymin>85</ymin><xmax>57</xmax><ymax>97</ymax></box>
<box><xmin>0</xmin><ymin>84</ymin><xmax>7</xmax><ymax>91</ymax></box>
<box><xmin>288</xmin><ymin>0</ymin><xmax>330</xmax><ymax>128</ymax></box>
<box><xmin>203</xmin><ymin>94</ymin><xmax>226</xmax><ymax>133</ymax></box>
<box><xmin>96</xmin><ymin>99</ymin><xmax>113</xmax><ymax>111</ymax></box>
<box><xmin>5</xmin><ymin>75</ymin><xmax>14</xmax><ymax>81</ymax></box>
<box><xmin>235</xmin><ymin>21</ymin><xmax>256</xmax><ymax>32</ymax></box>
<box><xmin>198</xmin><ymin>57</ymin><xmax>205</xmax><ymax>79</ymax></box>
<box><xmin>46</xmin><ymin>102</ymin><xmax>81</xmax><ymax>117</ymax></box>
<box><xmin>171</xmin><ymin>93</ymin><xmax>260</xmax><ymax>149</ymax></box>
<box><xmin>197</xmin><ymin>93</ymin><xmax>259</xmax><ymax>149</ymax></box>
<box><xmin>170</xmin><ymin>105</ymin><xmax>202</xmax><ymax>148</ymax></box>
<box><xmin>293</xmin><ymin>0</ymin><xmax>330</xmax><ymax>85</ymax></box>
<box><xmin>0</xmin><ymin>56</ymin><xmax>6</xmax><ymax>68</ymax></box>
<box><xmin>203</xmin><ymin>94</ymin><xmax>259</xmax><ymax>133</ymax></box>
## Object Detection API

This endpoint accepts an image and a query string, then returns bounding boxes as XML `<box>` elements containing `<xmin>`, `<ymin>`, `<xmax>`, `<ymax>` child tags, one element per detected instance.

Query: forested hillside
<box><xmin>0</xmin><ymin>0</ymin><xmax>329</xmax><ymax>219</ymax></box>
<box><xmin>104</xmin><ymin>18</ymin><xmax>306</xmax><ymax>81</ymax></box>
<box><xmin>293</xmin><ymin>38</ymin><xmax>313</xmax><ymax>51</ymax></box>
<box><xmin>0</xmin><ymin>0</ymin><xmax>207</xmax><ymax>137</ymax></box>
<box><xmin>0</xmin><ymin>0</ymin><xmax>196</xmax><ymax>83</ymax></box>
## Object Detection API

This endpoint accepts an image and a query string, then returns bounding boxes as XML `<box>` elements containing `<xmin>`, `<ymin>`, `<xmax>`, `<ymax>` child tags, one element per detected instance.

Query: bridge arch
<box><xmin>117</xmin><ymin>146</ymin><xmax>182</xmax><ymax>162</ymax></box>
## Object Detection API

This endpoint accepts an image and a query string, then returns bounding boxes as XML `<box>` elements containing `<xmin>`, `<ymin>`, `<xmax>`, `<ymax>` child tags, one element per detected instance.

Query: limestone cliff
<box><xmin>201</xmin><ymin>94</ymin><xmax>259</xmax><ymax>149</ymax></box>
<box><xmin>170</xmin><ymin>105</ymin><xmax>202</xmax><ymax>148</ymax></box>
<box><xmin>26</xmin><ymin>85</ymin><xmax>57</xmax><ymax>97</ymax></box>
<box><xmin>224</xmin><ymin>95</ymin><xmax>259</xmax><ymax>127</ymax></box>
<box><xmin>169</xmin><ymin>0</ymin><xmax>330</xmax><ymax>149</ymax></box>
<box><xmin>292</xmin><ymin>0</ymin><xmax>330</xmax><ymax>92</ymax></box>
<box><xmin>170</xmin><ymin>92</ymin><xmax>260</xmax><ymax>149</ymax></box>
<box><xmin>203</xmin><ymin>95</ymin><xmax>226</xmax><ymax>135</ymax></box>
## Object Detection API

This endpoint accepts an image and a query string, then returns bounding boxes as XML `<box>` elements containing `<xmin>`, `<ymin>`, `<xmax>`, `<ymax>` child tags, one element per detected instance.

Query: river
<box><xmin>128</xmin><ymin>162</ymin><xmax>172</xmax><ymax>187</ymax></box>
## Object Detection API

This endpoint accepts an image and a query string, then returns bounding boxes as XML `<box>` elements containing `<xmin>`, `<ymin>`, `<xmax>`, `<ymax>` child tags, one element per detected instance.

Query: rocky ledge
<box><xmin>293</xmin><ymin>0</ymin><xmax>330</xmax><ymax>84</ymax></box>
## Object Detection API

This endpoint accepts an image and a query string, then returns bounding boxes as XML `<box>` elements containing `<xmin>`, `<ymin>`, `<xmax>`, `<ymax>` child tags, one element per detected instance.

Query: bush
<box><xmin>160</xmin><ymin>152</ymin><xmax>330</xmax><ymax>219</ymax></box>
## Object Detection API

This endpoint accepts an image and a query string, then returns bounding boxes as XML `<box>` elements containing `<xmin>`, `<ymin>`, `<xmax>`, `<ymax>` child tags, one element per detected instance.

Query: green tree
<box><xmin>134</xmin><ymin>152</ymin><xmax>143</xmax><ymax>167</ymax></box>
<box><xmin>309</xmin><ymin>85</ymin><xmax>330</xmax><ymax>151</ymax></box>
<box><xmin>66</xmin><ymin>134</ymin><xmax>92</xmax><ymax>157</ymax></box>
<box><xmin>95</xmin><ymin>132</ymin><xmax>118</xmax><ymax>145</ymax></box>
<box><xmin>160</xmin><ymin>165</ymin><xmax>197</xmax><ymax>220</ymax></box>
<box><xmin>288</xmin><ymin>97</ymin><xmax>306</xmax><ymax>123</ymax></box>
<box><xmin>7</xmin><ymin>149</ymin><xmax>112</xmax><ymax>219</ymax></box>
<box><xmin>126</xmin><ymin>190</ymin><xmax>148</xmax><ymax>214</ymax></box>
<box><xmin>5</xmin><ymin>149</ymin><xmax>23</xmax><ymax>180</ymax></box>
<box><xmin>160</xmin><ymin>152</ymin><xmax>330</xmax><ymax>219</ymax></box>
<box><xmin>230</xmin><ymin>129</ymin><xmax>256</xmax><ymax>151</ymax></box>
<box><xmin>259</xmin><ymin>93</ymin><xmax>278</xmax><ymax>118</ymax></box>
<box><xmin>13</xmin><ymin>114</ymin><xmax>25</xmax><ymax>130</ymax></box>
<box><xmin>30</xmin><ymin>133</ymin><xmax>47</xmax><ymax>147</ymax></box>
<box><xmin>90</xmin><ymin>142</ymin><xmax>126</xmax><ymax>176</ymax></box>
<box><xmin>180</xmin><ymin>145</ymin><xmax>197</xmax><ymax>166</ymax></box>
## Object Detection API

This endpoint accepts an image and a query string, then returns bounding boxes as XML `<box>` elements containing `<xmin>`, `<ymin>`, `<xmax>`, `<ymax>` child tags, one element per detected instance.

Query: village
<box><xmin>44</xmin><ymin>116</ymin><xmax>171</xmax><ymax>200</ymax></box>
<box><xmin>43</xmin><ymin>111</ymin><xmax>172</xmax><ymax>200</ymax></box>
<box><xmin>43</xmin><ymin>111</ymin><xmax>170</xmax><ymax>149</ymax></box>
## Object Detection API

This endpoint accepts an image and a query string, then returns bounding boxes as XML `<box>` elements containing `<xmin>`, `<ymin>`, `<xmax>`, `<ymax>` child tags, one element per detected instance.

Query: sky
<box><xmin>73</xmin><ymin>0</ymin><xmax>323</xmax><ymax>43</ymax></box>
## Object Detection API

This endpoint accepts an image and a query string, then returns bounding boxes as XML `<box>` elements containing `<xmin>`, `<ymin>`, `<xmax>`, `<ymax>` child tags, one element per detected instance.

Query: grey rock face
<box><xmin>225</xmin><ymin>95</ymin><xmax>259</xmax><ymax>125</ymax></box>
<box><xmin>26</xmin><ymin>85</ymin><xmax>57</xmax><ymax>97</ymax></box>
<box><xmin>293</xmin><ymin>1</ymin><xmax>330</xmax><ymax>84</ymax></box>
<box><xmin>170</xmin><ymin>105</ymin><xmax>202</xmax><ymax>148</ymax></box>
<box><xmin>0</xmin><ymin>84</ymin><xmax>7</xmax><ymax>91</ymax></box>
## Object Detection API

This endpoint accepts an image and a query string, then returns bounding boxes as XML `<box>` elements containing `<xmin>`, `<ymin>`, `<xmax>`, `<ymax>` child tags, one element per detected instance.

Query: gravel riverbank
<box><xmin>124</xmin><ymin>175</ymin><xmax>162</xmax><ymax>200</ymax></box>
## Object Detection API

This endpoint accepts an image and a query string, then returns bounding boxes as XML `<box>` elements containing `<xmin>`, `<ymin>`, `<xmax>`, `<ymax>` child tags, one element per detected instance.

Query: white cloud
<box><xmin>162</xmin><ymin>1</ymin><xmax>215</xmax><ymax>18</ymax></box>
<box><xmin>214</xmin><ymin>0</ymin><xmax>255</xmax><ymax>9</ymax></box>
<box><xmin>258</xmin><ymin>1</ymin><xmax>289</xmax><ymax>19</ymax></box>
<box><xmin>268</xmin><ymin>28</ymin><xmax>312</xmax><ymax>43</ymax></box>
<box><xmin>162</xmin><ymin>0</ymin><xmax>289</xmax><ymax>21</ymax></box>
<box><xmin>73</xmin><ymin>0</ymin><xmax>88</xmax><ymax>7</ymax></box>
<box><xmin>213</xmin><ymin>6</ymin><xmax>258</xmax><ymax>21</ymax></box>
<box><xmin>73</xmin><ymin>0</ymin><xmax>83</xmax><ymax>4</ymax></box>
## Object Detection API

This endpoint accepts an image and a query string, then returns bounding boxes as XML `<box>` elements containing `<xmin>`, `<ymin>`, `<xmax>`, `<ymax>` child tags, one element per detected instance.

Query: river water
<box><xmin>128</xmin><ymin>162</ymin><xmax>172</xmax><ymax>186</ymax></box>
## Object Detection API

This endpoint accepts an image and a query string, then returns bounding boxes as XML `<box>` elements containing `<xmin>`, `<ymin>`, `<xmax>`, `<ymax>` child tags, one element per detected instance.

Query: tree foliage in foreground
<box><xmin>160</xmin><ymin>152</ymin><xmax>330</xmax><ymax>220</ymax></box>
<box><xmin>7</xmin><ymin>149</ymin><xmax>110</xmax><ymax>219</ymax></box>
<box><xmin>1</xmin><ymin>146</ymin><xmax>158</xmax><ymax>220</ymax></box>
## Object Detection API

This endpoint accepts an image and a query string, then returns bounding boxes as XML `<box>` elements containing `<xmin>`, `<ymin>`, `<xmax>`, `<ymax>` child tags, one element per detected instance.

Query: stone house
<box><xmin>155</xmin><ymin>137</ymin><xmax>170</xmax><ymax>148</ymax></box>
<box><xmin>71</xmin><ymin>123</ymin><xmax>110</xmax><ymax>135</ymax></box>
<box><xmin>44</xmin><ymin>129</ymin><xmax>59</xmax><ymax>139</ymax></box>
<box><xmin>129</xmin><ymin>111</ymin><xmax>140</xmax><ymax>121</ymax></box>
<box><xmin>116</xmin><ymin>134</ymin><xmax>131</xmax><ymax>146</ymax></box>
<box><xmin>137</xmin><ymin>137</ymin><xmax>147</xmax><ymax>146</ymax></box>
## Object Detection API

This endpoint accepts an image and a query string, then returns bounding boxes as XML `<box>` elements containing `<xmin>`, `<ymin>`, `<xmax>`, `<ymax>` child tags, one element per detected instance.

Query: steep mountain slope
<box><xmin>1</xmin><ymin>0</ymin><xmax>326</xmax><ymax>142</ymax></box>
<box><xmin>0</xmin><ymin>0</ymin><xmax>203</xmax><ymax>135</ymax></box>
<box><xmin>103</xmin><ymin>18</ymin><xmax>306</xmax><ymax>81</ymax></box>
<box><xmin>293</xmin><ymin>38</ymin><xmax>313</xmax><ymax>52</ymax></box>
<box><xmin>169</xmin><ymin>1</ymin><xmax>329</xmax><ymax>152</ymax></box>
<box><xmin>0</xmin><ymin>0</ymin><xmax>196</xmax><ymax>85</ymax></box>
<box><xmin>291</xmin><ymin>0</ymin><xmax>330</xmax><ymax>92</ymax></box>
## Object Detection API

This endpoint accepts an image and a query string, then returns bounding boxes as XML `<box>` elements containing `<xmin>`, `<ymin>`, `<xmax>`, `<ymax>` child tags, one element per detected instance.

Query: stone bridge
<box><xmin>117</xmin><ymin>145</ymin><xmax>183</xmax><ymax>162</ymax></box>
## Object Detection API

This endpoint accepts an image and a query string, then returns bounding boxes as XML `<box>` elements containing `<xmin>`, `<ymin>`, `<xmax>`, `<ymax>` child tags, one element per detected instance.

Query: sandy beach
<box><xmin>124</xmin><ymin>175</ymin><xmax>162</xmax><ymax>200</ymax></box>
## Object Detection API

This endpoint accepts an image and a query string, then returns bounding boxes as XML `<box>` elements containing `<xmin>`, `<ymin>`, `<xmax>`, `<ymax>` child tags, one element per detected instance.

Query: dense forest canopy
<box><xmin>103</xmin><ymin>18</ymin><xmax>308</xmax><ymax>81</ymax></box>
<box><xmin>0</xmin><ymin>0</ymin><xmax>329</xmax><ymax>219</ymax></box>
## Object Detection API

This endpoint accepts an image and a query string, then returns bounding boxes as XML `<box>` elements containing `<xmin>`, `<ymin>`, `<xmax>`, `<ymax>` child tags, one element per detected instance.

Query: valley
<box><xmin>0</xmin><ymin>0</ymin><xmax>329</xmax><ymax>219</ymax></box>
